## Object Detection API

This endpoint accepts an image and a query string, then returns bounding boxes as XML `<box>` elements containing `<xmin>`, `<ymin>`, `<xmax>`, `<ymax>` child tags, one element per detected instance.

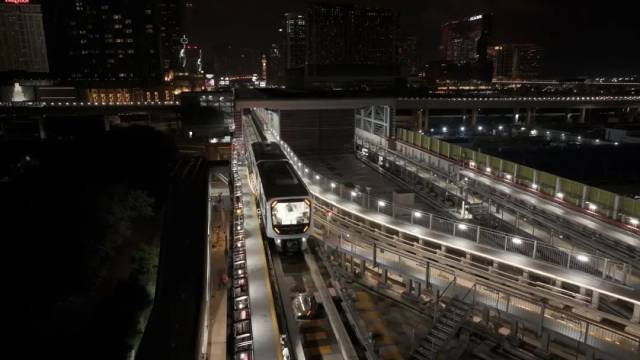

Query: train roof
<box><xmin>251</xmin><ymin>142</ymin><xmax>287</xmax><ymax>162</ymax></box>
<box><xmin>257</xmin><ymin>160</ymin><xmax>309</xmax><ymax>199</ymax></box>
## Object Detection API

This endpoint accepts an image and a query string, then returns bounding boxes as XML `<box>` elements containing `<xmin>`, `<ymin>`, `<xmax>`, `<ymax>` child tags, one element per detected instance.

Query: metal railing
<box><xmin>351</xmin><ymin>135</ymin><xmax>630</xmax><ymax>283</ymax></box>
<box><xmin>317</xmin><ymin>213</ymin><xmax>640</xmax><ymax>358</ymax></box>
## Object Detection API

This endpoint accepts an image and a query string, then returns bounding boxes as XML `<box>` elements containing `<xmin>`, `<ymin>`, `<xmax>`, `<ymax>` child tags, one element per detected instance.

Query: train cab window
<box><xmin>271</xmin><ymin>200</ymin><xmax>310</xmax><ymax>226</ymax></box>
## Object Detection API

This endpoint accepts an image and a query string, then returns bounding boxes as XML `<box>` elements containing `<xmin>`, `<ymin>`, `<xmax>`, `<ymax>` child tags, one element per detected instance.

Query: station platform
<box><xmin>459</xmin><ymin>167</ymin><xmax>640</xmax><ymax>249</ymax></box>
<box><xmin>238</xmin><ymin>165</ymin><xmax>283</xmax><ymax>360</ymax></box>
<box><xmin>310</xmin><ymin>198</ymin><xmax>640</xmax><ymax>357</ymax></box>
<box><xmin>307</xmin><ymin>181</ymin><xmax>640</xmax><ymax>308</ymax></box>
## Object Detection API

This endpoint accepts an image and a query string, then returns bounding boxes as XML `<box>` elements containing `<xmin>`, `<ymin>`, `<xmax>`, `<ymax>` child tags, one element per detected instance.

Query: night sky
<box><xmin>190</xmin><ymin>0</ymin><xmax>640</xmax><ymax>77</ymax></box>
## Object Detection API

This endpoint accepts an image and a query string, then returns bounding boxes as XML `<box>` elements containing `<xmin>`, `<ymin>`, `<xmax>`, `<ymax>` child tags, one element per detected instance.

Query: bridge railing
<box><xmin>257</xmin><ymin>122</ymin><xmax>630</xmax><ymax>285</ymax></box>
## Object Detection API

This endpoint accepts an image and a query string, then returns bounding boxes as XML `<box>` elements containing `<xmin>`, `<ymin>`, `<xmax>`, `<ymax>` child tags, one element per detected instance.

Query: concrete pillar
<box><xmin>579</xmin><ymin>107</ymin><xmax>587</xmax><ymax>124</ymax></box>
<box><xmin>612</xmin><ymin>195</ymin><xmax>620</xmax><ymax>220</ymax></box>
<box><xmin>360</xmin><ymin>259</ymin><xmax>366</xmax><ymax>277</ymax></box>
<box><xmin>581</xmin><ymin>185</ymin><xmax>588</xmax><ymax>207</ymax></box>
<box><xmin>579</xmin><ymin>287</ymin><xmax>587</xmax><ymax>296</ymax></box>
<box><xmin>540</xmin><ymin>331</ymin><xmax>550</xmax><ymax>351</ymax></box>
<box><xmin>423</xmin><ymin>108</ymin><xmax>430</xmax><ymax>132</ymax></box>
<box><xmin>632</xmin><ymin>303</ymin><xmax>640</xmax><ymax>323</ymax></box>
<box><xmin>471</xmin><ymin>108</ymin><xmax>478</xmax><ymax>126</ymax></box>
<box><xmin>38</xmin><ymin>118</ymin><xmax>46</xmax><ymax>140</ymax></box>
<box><xmin>381</xmin><ymin>269</ymin><xmax>389</xmax><ymax>284</ymax></box>
<box><xmin>513</xmin><ymin>164</ymin><xmax>518</xmax><ymax>183</ymax></box>
<box><xmin>591</xmin><ymin>291</ymin><xmax>600</xmax><ymax>308</ymax></box>
<box><xmin>532</xmin><ymin>170</ymin><xmax>538</xmax><ymax>185</ymax></box>
<box><xmin>526</xmin><ymin>108</ymin><xmax>533</xmax><ymax>125</ymax></box>
<box><xmin>554</xmin><ymin>177</ymin><xmax>561</xmax><ymax>194</ymax></box>
<box><xmin>415</xmin><ymin>281</ymin><xmax>422</xmax><ymax>297</ymax></box>
<box><xmin>406</xmin><ymin>279</ymin><xmax>413</xmax><ymax>293</ymax></box>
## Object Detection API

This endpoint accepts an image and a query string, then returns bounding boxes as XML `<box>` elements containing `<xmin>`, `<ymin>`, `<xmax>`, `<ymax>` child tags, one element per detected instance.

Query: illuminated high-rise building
<box><xmin>0</xmin><ymin>1</ymin><xmax>49</xmax><ymax>73</ymax></box>
<box><xmin>42</xmin><ymin>0</ymin><xmax>185</xmax><ymax>84</ymax></box>
<box><xmin>491</xmin><ymin>43</ymin><xmax>544</xmax><ymax>80</ymax></box>
<box><xmin>305</xmin><ymin>2</ymin><xmax>397</xmax><ymax>88</ymax></box>
<box><xmin>281</xmin><ymin>13</ymin><xmax>306</xmax><ymax>70</ymax></box>
<box><xmin>440</xmin><ymin>14</ymin><xmax>492</xmax><ymax>65</ymax></box>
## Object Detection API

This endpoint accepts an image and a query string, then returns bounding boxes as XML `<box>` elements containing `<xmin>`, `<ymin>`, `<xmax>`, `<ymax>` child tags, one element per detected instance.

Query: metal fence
<box><xmin>318</xmin><ymin>220</ymin><xmax>640</xmax><ymax>358</ymax></box>
<box><xmin>351</xmin><ymin>136</ymin><xmax>630</xmax><ymax>283</ymax></box>
<box><xmin>265</xmin><ymin>130</ymin><xmax>628</xmax><ymax>284</ymax></box>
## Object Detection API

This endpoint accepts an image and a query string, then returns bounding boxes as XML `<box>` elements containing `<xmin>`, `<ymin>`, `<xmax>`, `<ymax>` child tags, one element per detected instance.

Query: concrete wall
<box><xmin>279</xmin><ymin>109</ymin><xmax>354</xmax><ymax>154</ymax></box>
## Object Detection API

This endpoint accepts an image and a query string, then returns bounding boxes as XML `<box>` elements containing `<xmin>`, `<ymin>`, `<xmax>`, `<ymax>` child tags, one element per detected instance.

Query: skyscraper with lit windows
<box><xmin>42</xmin><ymin>0</ymin><xmax>184</xmax><ymax>85</ymax></box>
<box><xmin>0</xmin><ymin>1</ymin><xmax>49</xmax><ymax>73</ymax></box>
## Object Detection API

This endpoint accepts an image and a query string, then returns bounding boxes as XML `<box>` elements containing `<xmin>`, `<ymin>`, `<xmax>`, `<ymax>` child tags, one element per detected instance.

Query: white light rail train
<box><xmin>247</xmin><ymin>141</ymin><xmax>312</xmax><ymax>252</ymax></box>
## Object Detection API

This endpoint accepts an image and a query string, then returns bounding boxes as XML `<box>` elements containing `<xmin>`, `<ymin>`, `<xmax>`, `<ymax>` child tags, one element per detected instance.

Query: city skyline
<box><xmin>189</xmin><ymin>0</ymin><xmax>640</xmax><ymax>77</ymax></box>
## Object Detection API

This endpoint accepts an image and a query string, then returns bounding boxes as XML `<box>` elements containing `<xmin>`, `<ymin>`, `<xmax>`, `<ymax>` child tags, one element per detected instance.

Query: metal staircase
<box><xmin>411</xmin><ymin>297</ymin><xmax>471</xmax><ymax>360</ymax></box>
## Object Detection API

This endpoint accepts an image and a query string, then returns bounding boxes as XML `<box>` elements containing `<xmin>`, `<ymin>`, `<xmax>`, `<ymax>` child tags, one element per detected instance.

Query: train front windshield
<box><xmin>271</xmin><ymin>200</ymin><xmax>310</xmax><ymax>227</ymax></box>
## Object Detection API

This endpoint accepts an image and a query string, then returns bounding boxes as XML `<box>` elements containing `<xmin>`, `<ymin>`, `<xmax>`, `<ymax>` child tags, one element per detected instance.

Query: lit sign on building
<box><xmin>5</xmin><ymin>0</ymin><xmax>30</xmax><ymax>4</ymax></box>
<box><xmin>469</xmin><ymin>15</ymin><xmax>483</xmax><ymax>21</ymax></box>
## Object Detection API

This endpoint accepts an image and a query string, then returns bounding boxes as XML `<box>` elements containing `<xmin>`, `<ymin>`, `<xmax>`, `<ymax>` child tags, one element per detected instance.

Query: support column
<box><xmin>566</xmin><ymin>110</ymin><xmax>572</xmax><ymax>124</ymax></box>
<box><xmin>513</xmin><ymin>108</ymin><xmax>520</xmax><ymax>124</ymax></box>
<box><xmin>554</xmin><ymin>177</ymin><xmax>561</xmax><ymax>194</ymax></box>
<box><xmin>526</xmin><ymin>108</ymin><xmax>533</xmax><ymax>125</ymax></box>
<box><xmin>532</xmin><ymin>170</ymin><xmax>538</xmax><ymax>186</ymax></box>
<box><xmin>359</xmin><ymin>259</ymin><xmax>366</xmax><ymax>277</ymax></box>
<box><xmin>513</xmin><ymin>164</ymin><xmax>518</xmax><ymax>183</ymax></box>
<box><xmin>591</xmin><ymin>291</ymin><xmax>600</xmax><ymax>308</ymax></box>
<box><xmin>415</xmin><ymin>281</ymin><xmax>422</xmax><ymax>297</ymax></box>
<box><xmin>38</xmin><ymin>117</ymin><xmax>46</xmax><ymax>140</ymax></box>
<box><xmin>612</xmin><ymin>195</ymin><xmax>620</xmax><ymax>220</ymax></box>
<box><xmin>579</xmin><ymin>107</ymin><xmax>587</xmax><ymax>124</ymax></box>
<box><xmin>380</xmin><ymin>269</ymin><xmax>389</xmax><ymax>287</ymax></box>
<box><xmin>405</xmin><ymin>279</ymin><xmax>413</xmax><ymax>294</ymax></box>
<box><xmin>471</xmin><ymin>108</ymin><xmax>478</xmax><ymax>127</ymax></box>
<box><xmin>581</xmin><ymin>185</ymin><xmax>588</xmax><ymax>207</ymax></box>
<box><xmin>423</xmin><ymin>108</ymin><xmax>430</xmax><ymax>132</ymax></box>
<box><xmin>632</xmin><ymin>303</ymin><xmax>640</xmax><ymax>323</ymax></box>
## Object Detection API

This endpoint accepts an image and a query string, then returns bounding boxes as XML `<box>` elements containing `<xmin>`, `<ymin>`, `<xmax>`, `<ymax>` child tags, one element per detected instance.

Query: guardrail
<box><xmin>355</xmin><ymin>135</ymin><xmax>634</xmax><ymax>283</ymax></box>
<box><xmin>396</xmin><ymin>128</ymin><xmax>640</xmax><ymax>227</ymax></box>
<box><xmin>313</xmin><ymin>203</ymin><xmax>640</xmax><ymax>358</ymax></box>
<box><xmin>271</xmin><ymin>131</ymin><xmax>629</xmax><ymax>285</ymax></box>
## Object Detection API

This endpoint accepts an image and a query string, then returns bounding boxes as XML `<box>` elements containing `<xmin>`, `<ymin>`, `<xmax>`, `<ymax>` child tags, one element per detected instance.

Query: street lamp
<box><xmin>377</xmin><ymin>200</ymin><xmax>386</xmax><ymax>212</ymax></box>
